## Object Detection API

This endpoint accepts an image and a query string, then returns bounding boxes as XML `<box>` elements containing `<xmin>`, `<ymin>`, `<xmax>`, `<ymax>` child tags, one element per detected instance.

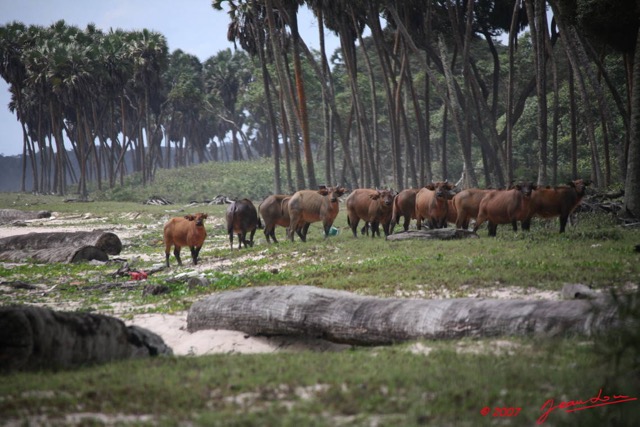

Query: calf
<box><xmin>474</xmin><ymin>182</ymin><xmax>537</xmax><ymax>237</ymax></box>
<box><xmin>390</xmin><ymin>188</ymin><xmax>419</xmax><ymax>233</ymax></box>
<box><xmin>453</xmin><ymin>188</ymin><xmax>492</xmax><ymax>229</ymax></box>
<box><xmin>163</xmin><ymin>213</ymin><xmax>208</xmax><ymax>267</ymax></box>
<box><xmin>415</xmin><ymin>181</ymin><xmax>454</xmax><ymax>229</ymax></box>
<box><xmin>226</xmin><ymin>198</ymin><xmax>261</xmax><ymax>249</ymax></box>
<box><xmin>287</xmin><ymin>186</ymin><xmax>346</xmax><ymax>241</ymax></box>
<box><xmin>346</xmin><ymin>188</ymin><xmax>395</xmax><ymax>238</ymax></box>
<box><xmin>522</xmin><ymin>179</ymin><xmax>590</xmax><ymax>233</ymax></box>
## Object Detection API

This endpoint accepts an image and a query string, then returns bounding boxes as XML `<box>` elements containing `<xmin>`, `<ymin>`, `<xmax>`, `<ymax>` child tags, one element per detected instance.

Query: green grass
<box><xmin>1</xmin><ymin>161</ymin><xmax>639</xmax><ymax>425</ymax></box>
<box><xmin>0</xmin><ymin>339</ymin><xmax>637</xmax><ymax>426</ymax></box>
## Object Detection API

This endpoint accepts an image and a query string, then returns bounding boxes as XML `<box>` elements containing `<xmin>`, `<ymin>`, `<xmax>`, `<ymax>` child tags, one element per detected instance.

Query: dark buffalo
<box><xmin>226</xmin><ymin>198</ymin><xmax>261</xmax><ymax>249</ymax></box>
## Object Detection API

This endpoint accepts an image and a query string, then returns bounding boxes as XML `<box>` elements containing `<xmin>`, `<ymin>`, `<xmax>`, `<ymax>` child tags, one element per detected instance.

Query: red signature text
<box><xmin>537</xmin><ymin>389</ymin><xmax>637</xmax><ymax>424</ymax></box>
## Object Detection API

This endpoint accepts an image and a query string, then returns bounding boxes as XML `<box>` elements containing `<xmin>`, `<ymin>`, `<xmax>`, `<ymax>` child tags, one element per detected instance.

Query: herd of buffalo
<box><xmin>162</xmin><ymin>179</ymin><xmax>589</xmax><ymax>267</ymax></box>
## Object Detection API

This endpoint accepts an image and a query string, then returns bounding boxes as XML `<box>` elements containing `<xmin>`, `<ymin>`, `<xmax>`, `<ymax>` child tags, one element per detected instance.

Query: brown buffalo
<box><xmin>452</xmin><ymin>188</ymin><xmax>492</xmax><ymax>229</ymax></box>
<box><xmin>390</xmin><ymin>188</ymin><xmax>419</xmax><ymax>233</ymax></box>
<box><xmin>287</xmin><ymin>186</ymin><xmax>346</xmax><ymax>242</ymax></box>
<box><xmin>522</xmin><ymin>179</ymin><xmax>590</xmax><ymax>233</ymax></box>
<box><xmin>163</xmin><ymin>213</ymin><xmax>208</xmax><ymax>267</ymax></box>
<box><xmin>259</xmin><ymin>195</ymin><xmax>308</xmax><ymax>243</ymax></box>
<box><xmin>474</xmin><ymin>182</ymin><xmax>537</xmax><ymax>236</ymax></box>
<box><xmin>415</xmin><ymin>181</ymin><xmax>454</xmax><ymax>229</ymax></box>
<box><xmin>346</xmin><ymin>188</ymin><xmax>396</xmax><ymax>238</ymax></box>
<box><xmin>226</xmin><ymin>198</ymin><xmax>261</xmax><ymax>249</ymax></box>
<box><xmin>446</xmin><ymin>199</ymin><xmax>458</xmax><ymax>226</ymax></box>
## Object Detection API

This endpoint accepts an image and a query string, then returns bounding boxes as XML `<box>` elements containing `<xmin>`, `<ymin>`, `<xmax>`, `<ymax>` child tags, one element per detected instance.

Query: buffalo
<box><xmin>226</xmin><ymin>198</ymin><xmax>261</xmax><ymax>249</ymax></box>
<box><xmin>287</xmin><ymin>186</ymin><xmax>346</xmax><ymax>241</ymax></box>
<box><xmin>259</xmin><ymin>195</ymin><xmax>308</xmax><ymax>243</ymax></box>
<box><xmin>163</xmin><ymin>213</ymin><xmax>208</xmax><ymax>267</ymax></box>
<box><xmin>415</xmin><ymin>181</ymin><xmax>454</xmax><ymax>229</ymax></box>
<box><xmin>390</xmin><ymin>188</ymin><xmax>419</xmax><ymax>233</ymax></box>
<box><xmin>346</xmin><ymin>188</ymin><xmax>396</xmax><ymax>238</ymax></box>
<box><xmin>474</xmin><ymin>182</ymin><xmax>537</xmax><ymax>236</ymax></box>
<box><xmin>452</xmin><ymin>188</ymin><xmax>492</xmax><ymax>229</ymax></box>
<box><xmin>522</xmin><ymin>179</ymin><xmax>590</xmax><ymax>233</ymax></box>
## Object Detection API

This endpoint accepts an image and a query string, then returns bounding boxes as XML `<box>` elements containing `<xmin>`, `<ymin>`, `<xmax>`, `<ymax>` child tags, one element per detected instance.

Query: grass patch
<box><xmin>1</xmin><ymin>339</ymin><xmax>638</xmax><ymax>426</ymax></box>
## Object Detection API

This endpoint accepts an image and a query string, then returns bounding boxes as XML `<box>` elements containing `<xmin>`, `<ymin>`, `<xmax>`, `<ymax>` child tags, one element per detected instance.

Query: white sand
<box><xmin>127</xmin><ymin>312</ymin><xmax>350</xmax><ymax>355</ymax></box>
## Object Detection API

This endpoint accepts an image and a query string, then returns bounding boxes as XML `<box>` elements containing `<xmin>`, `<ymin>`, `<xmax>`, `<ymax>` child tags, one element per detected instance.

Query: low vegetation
<box><xmin>1</xmin><ymin>160</ymin><xmax>638</xmax><ymax>425</ymax></box>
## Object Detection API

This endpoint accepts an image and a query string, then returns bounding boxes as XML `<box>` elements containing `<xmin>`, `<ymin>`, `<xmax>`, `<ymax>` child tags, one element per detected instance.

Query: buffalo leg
<box><xmin>488</xmin><ymin>222</ymin><xmax>498</xmax><ymax>237</ymax></box>
<box><xmin>174</xmin><ymin>246</ymin><xmax>183</xmax><ymax>266</ymax></box>
<box><xmin>190</xmin><ymin>246</ymin><xmax>201</xmax><ymax>265</ymax></box>
<box><xmin>248</xmin><ymin>228</ymin><xmax>256</xmax><ymax>247</ymax></box>
<box><xmin>559</xmin><ymin>215</ymin><xmax>568</xmax><ymax>233</ymax></box>
<box><xmin>350</xmin><ymin>217</ymin><xmax>360</xmax><ymax>238</ymax></box>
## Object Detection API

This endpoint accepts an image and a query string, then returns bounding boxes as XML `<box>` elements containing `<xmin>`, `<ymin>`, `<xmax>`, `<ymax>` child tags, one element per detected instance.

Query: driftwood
<box><xmin>386</xmin><ymin>228</ymin><xmax>478</xmax><ymax>241</ymax></box>
<box><xmin>187</xmin><ymin>285</ymin><xmax>619</xmax><ymax>346</ymax></box>
<box><xmin>0</xmin><ymin>305</ymin><xmax>172</xmax><ymax>371</ymax></box>
<box><xmin>0</xmin><ymin>230</ymin><xmax>122</xmax><ymax>263</ymax></box>
<box><xmin>0</xmin><ymin>209</ymin><xmax>51</xmax><ymax>225</ymax></box>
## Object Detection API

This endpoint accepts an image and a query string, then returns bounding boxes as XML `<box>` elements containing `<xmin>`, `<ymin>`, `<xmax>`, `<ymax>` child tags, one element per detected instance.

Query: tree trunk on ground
<box><xmin>0</xmin><ymin>209</ymin><xmax>51</xmax><ymax>225</ymax></box>
<box><xmin>0</xmin><ymin>230</ymin><xmax>122</xmax><ymax>263</ymax></box>
<box><xmin>187</xmin><ymin>285</ymin><xmax>620</xmax><ymax>346</ymax></box>
<box><xmin>0</xmin><ymin>305</ymin><xmax>171</xmax><ymax>372</ymax></box>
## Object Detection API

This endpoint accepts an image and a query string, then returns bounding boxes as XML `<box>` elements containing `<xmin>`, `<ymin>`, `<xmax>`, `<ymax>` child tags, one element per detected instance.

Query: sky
<box><xmin>0</xmin><ymin>0</ymin><xmax>340</xmax><ymax>156</ymax></box>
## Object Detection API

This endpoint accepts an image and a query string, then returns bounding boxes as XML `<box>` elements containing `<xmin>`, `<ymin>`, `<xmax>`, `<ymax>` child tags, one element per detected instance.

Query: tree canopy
<box><xmin>1</xmin><ymin>0</ymin><xmax>639</xmax><ymax>216</ymax></box>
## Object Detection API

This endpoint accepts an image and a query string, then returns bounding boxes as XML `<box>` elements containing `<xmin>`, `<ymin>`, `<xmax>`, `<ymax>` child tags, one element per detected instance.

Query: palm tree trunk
<box><xmin>623</xmin><ymin>27</ymin><xmax>640</xmax><ymax>218</ymax></box>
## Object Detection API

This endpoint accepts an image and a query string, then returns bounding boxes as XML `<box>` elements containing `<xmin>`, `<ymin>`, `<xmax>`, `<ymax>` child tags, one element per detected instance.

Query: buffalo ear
<box><xmin>369</xmin><ymin>193</ymin><xmax>381</xmax><ymax>200</ymax></box>
<box><xmin>426</xmin><ymin>183</ymin><xmax>436</xmax><ymax>190</ymax></box>
<box><xmin>201</xmin><ymin>213</ymin><xmax>208</xmax><ymax>219</ymax></box>
<box><xmin>184</xmin><ymin>214</ymin><xmax>195</xmax><ymax>221</ymax></box>
<box><xmin>318</xmin><ymin>184</ymin><xmax>327</xmax><ymax>190</ymax></box>
<box><xmin>318</xmin><ymin>188</ymin><xmax>329</xmax><ymax>196</ymax></box>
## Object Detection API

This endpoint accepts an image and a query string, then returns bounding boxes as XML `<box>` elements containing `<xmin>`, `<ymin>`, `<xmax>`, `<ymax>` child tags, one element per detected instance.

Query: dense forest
<box><xmin>1</xmin><ymin>0</ymin><xmax>639</xmax><ymax>216</ymax></box>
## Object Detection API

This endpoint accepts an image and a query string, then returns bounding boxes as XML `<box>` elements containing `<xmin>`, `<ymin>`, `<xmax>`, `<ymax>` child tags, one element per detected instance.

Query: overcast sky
<box><xmin>0</xmin><ymin>0</ymin><xmax>339</xmax><ymax>156</ymax></box>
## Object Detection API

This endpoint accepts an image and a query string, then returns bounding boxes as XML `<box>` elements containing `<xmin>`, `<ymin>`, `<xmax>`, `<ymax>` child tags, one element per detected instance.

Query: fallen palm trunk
<box><xmin>0</xmin><ymin>230</ymin><xmax>122</xmax><ymax>263</ymax></box>
<box><xmin>0</xmin><ymin>209</ymin><xmax>51</xmax><ymax>225</ymax></box>
<box><xmin>187</xmin><ymin>285</ymin><xmax>619</xmax><ymax>346</ymax></box>
<box><xmin>0</xmin><ymin>305</ymin><xmax>172</xmax><ymax>372</ymax></box>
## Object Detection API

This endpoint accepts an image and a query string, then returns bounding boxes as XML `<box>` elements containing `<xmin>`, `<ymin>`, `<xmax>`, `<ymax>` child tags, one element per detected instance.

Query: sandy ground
<box><xmin>0</xmin><ymin>214</ymin><xmax>352</xmax><ymax>355</ymax></box>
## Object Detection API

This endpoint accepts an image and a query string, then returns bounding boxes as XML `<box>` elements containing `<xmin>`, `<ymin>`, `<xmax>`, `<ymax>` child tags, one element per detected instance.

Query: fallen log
<box><xmin>0</xmin><ymin>230</ymin><xmax>121</xmax><ymax>253</ymax></box>
<box><xmin>0</xmin><ymin>209</ymin><xmax>51</xmax><ymax>225</ymax></box>
<box><xmin>0</xmin><ymin>305</ymin><xmax>172</xmax><ymax>372</ymax></box>
<box><xmin>187</xmin><ymin>285</ymin><xmax>619</xmax><ymax>346</ymax></box>
<box><xmin>386</xmin><ymin>228</ymin><xmax>478</xmax><ymax>241</ymax></box>
<box><xmin>0</xmin><ymin>230</ymin><xmax>122</xmax><ymax>263</ymax></box>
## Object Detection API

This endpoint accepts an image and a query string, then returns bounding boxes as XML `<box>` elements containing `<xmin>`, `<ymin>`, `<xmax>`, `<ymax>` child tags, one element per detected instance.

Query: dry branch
<box><xmin>187</xmin><ymin>285</ymin><xmax>619</xmax><ymax>345</ymax></box>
